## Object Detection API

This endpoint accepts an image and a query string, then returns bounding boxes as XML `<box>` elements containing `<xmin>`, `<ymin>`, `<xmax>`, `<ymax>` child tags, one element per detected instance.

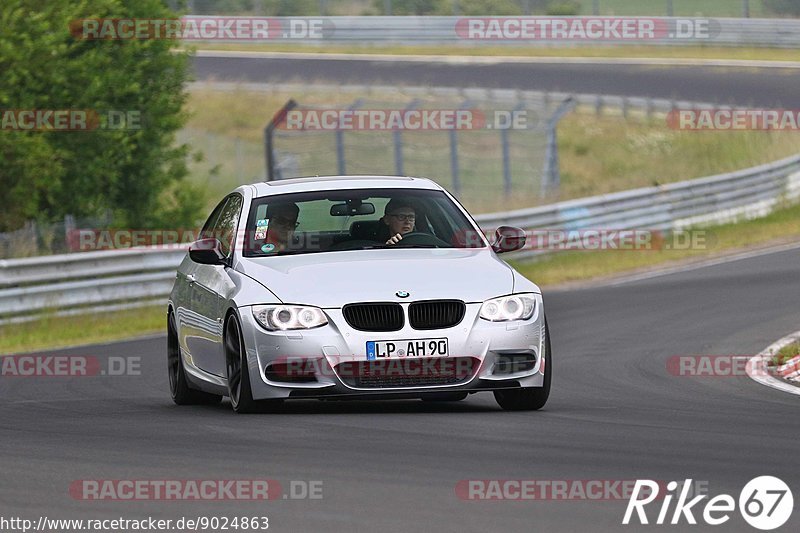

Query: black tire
<box><xmin>168</xmin><ymin>312</ymin><xmax>222</xmax><ymax>405</ymax></box>
<box><xmin>225</xmin><ymin>314</ymin><xmax>282</xmax><ymax>414</ymax></box>
<box><xmin>494</xmin><ymin>318</ymin><xmax>551</xmax><ymax>411</ymax></box>
<box><xmin>421</xmin><ymin>392</ymin><xmax>468</xmax><ymax>402</ymax></box>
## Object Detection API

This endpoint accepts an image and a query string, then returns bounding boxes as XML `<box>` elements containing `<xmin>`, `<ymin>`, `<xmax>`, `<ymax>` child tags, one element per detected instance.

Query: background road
<box><xmin>193</xmin><ymin>55</ymin><xmax>800</xmax><ymax>106</ymax></box>
<box><xmin>2</xmin><ymin>248</ymin><xmax>799</xmax><ymax>532</ymax></box>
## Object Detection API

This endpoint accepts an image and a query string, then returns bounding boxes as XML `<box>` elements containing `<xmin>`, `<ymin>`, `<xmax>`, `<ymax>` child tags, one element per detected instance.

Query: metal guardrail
<box><xmin>475</xmin><ymin>153</ymin><xmax>800</xmax><ymax>259</ymax></box>
<box><xmin>0</xmin><ymin>247</ymin><xmax>187</xmax><ymax>324</ymax></box>
<box><xmin>1</xmin><ymin>90</ymin><xmax>799</xmax><ymax>324</ymax></box>
<box><xmin>182</xmin><ymin>16</ymin><xmax>800</xmax><ymax>48</ymax></box>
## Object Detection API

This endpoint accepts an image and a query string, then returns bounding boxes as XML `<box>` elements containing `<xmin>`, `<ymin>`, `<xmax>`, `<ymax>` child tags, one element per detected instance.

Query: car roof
<box><xmin>251</xmin><ymin>175</ymin><xmax>444</xmax><ymax>197</ymax></box>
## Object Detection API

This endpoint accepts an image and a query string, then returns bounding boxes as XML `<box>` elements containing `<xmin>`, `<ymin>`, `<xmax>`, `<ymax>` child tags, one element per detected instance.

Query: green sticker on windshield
<box><xmin>255</xmin><ymin>218</ymin><xmax>269</xmax><ymax>240</ymax></box>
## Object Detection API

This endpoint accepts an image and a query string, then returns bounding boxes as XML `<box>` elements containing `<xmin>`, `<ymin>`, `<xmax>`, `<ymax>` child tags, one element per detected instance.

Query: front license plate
<box><xmin>366</xmin><ymin>338</ymin><xmax>449</xmax><ymax>360</ymax></box>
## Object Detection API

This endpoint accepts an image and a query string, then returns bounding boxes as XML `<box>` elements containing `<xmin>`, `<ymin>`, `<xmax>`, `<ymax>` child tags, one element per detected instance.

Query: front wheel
<box><xmin>168</xmin><ymin>312</ymin><xmax>222</xmax><ymax>405</ymax></box>
<box><xmin>494</xmin><ymin>319</ymin><xmax>551</xmax><ymax>411</ymax></box>
<box><xmin>225</xmin><ymin>314</ymin><xmax>282</xmax><ymax>414</ymax></box>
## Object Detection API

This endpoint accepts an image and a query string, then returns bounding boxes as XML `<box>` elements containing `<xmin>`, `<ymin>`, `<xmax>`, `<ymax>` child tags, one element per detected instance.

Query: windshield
<box><xmin>242</xmin><ymin>188</ymin><xmax>486</xmax><ymax>257</ymax></box>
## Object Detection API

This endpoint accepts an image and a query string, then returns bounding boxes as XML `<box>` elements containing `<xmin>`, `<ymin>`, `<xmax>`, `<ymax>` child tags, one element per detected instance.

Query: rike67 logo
<box><xmin>623</xmin><ymin>476</ymin><xmax>793</xmax><ymax>530</ymax></box>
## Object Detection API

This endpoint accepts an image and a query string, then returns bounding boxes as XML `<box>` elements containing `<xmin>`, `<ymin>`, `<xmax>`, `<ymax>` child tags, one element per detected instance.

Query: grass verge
<box><xmin>192</xmin><ymin>44</ymin><xmax>800</xmax><ymax>63</ymax></box>
<box><xmin>0</xmin><ymin>306</ymin><xmax>164</xmax><ymax>355</ymax></box>
<box><xmin>511</xmin><ymin>200</ymin><xmax>800</xmax><ymax>286</ymax></box>
<box><xmin>771</xmin><ymin>342</ymin><xmax>800</xmax><ymax>367</ymax></box>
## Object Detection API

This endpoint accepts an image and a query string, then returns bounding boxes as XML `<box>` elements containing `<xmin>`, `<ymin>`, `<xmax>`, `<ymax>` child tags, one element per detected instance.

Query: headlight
<box><xmin>480</xmin><ymin>294</ymin><xmax>536</xmax><ymax>322</ymax></box>
<box><xmin>252</xmin><ymin>305</ymin><xmax>328</xmax><ymax>331</ymax></box>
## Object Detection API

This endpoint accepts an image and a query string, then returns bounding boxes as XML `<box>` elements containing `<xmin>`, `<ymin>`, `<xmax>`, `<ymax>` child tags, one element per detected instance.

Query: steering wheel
<box><xmin>392</xmin><ymin>232</ymin><xmax>450</xmax><ymax>248</ymax></box>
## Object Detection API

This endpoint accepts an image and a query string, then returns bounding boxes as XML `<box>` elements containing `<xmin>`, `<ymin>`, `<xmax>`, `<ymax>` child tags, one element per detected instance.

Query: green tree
<box><xmin>0</xmin><ymin>0</ymin><xmax>204</xmax><ymax>232</ymax></box>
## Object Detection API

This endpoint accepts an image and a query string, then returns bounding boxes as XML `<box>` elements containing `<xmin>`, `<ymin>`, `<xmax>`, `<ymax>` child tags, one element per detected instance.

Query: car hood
<box><xmin>236</xmin><ymin>248</ymin><xmax>515</xmax><ymax>308</ymax></box>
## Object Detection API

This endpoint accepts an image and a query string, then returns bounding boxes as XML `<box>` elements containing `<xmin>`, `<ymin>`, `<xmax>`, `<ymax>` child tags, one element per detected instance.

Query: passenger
<box><xmin>262</xmin><ymin>202</ymin><xmax>299</xmax><ymax>252</ymax></box>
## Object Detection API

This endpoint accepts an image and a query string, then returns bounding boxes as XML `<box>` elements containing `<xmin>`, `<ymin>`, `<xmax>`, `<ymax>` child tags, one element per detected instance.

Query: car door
<box><xmin>181</xmin><ymin>195</ymin><xmax>242</xmax><ymax>377</ymax></box>
<box><xmin>177</xmin><ymin>197</ymin><xmax>226</xmax><ymax>372</ymax></box>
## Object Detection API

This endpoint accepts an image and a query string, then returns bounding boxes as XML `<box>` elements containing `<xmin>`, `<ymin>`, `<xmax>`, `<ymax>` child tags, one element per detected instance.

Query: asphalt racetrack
<box><xmin>193</xmin><ymin>54</ymin><xmax>800</xmax><ymax>106</ymax></box>
<box><xmin>3</xmin><ymin>246</ymin><xmax>799</xmax><ymax>532</ymax></box>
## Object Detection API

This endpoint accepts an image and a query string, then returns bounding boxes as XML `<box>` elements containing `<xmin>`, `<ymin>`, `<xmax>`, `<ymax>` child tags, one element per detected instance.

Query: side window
<box><xmin>200</xmin><ymin>199</ymin><xmax>228</xmax><ymax>240</ymax></box>
<box><xmin>215</xmin><ymin>195</ymin><xmax>243</xmax><ymax>257</ymax></box>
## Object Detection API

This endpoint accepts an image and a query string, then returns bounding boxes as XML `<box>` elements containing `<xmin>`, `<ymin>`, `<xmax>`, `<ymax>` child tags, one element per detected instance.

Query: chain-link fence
<box><xmin>265</xmin><ymin>91</ymin><xmax>574</xmax><ymax>212</ymax></box>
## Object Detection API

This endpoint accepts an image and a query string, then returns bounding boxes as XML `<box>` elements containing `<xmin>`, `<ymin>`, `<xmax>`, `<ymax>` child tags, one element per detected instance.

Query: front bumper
<box><xmin>239</xmin><ymin>297</ymin><xmax>546</xmax><ymax>400</ymax></box>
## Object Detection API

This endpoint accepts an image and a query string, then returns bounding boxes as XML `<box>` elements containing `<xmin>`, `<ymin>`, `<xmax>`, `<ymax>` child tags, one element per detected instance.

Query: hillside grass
<box><xmin>0</xmin><ymin>306</ymin><xmax>164</xmax><ymax>355</ymax></box>
<box><xmin>183</xmin><ymin>85</ymin><xmax>800</xmax><ymax>213</ymax></box>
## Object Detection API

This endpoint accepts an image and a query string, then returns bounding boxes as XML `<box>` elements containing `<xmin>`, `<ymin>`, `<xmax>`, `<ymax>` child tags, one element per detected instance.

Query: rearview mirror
<box><xmin>330</xmin><ymin>201</ymin><xmax>375</xmax><ymax>216</ymax></box>
<box><xmin>491</xmin><ymin>226</ymin><xmax>526</xmax><ymax>254</ymax></box>
<box><xmin>189</xmin><ymin>238</ymin><xmax>227</xmax><ymax>265</ymax></box>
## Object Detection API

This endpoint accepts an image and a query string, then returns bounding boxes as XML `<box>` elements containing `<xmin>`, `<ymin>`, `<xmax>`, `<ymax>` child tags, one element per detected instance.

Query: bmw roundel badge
<box><xmin>396</xmin><ymin>290</ymin><xmax>410</xmax><ymax>298</ymax></box>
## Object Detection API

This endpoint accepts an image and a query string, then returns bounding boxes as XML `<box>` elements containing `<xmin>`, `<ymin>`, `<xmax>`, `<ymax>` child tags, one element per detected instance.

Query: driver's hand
<box><xmin>386</xmin><ymin>233</ymin><xmax>403</xmax><ymax>245</ymax></box>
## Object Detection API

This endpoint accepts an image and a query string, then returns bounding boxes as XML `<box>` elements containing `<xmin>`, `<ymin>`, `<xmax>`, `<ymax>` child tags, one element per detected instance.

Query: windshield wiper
<box><xmin>334</xmin><ymin>244</ymin><xmax>390</xmax><ymax>251</ymax></box>
<box><xmin>347</xmin><ymin>244</ymin><xmax>439</xmax><ymax>250</ymax></box>
<box><xmin>249</xmin><ymin>250</ymin><xmax>313</xmax><ymax>257</ymax></box>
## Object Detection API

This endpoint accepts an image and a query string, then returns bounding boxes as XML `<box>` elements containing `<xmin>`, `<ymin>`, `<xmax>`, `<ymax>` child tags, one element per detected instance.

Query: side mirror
<box><xmin>189</xmin><ymin>238</ymin><xmax>227</xmax><ymax>265</ymax></box>
<box><xmin>491</xmin><ymin>226</ymin><xmax>526</xmax><ymax>254</ymax></box>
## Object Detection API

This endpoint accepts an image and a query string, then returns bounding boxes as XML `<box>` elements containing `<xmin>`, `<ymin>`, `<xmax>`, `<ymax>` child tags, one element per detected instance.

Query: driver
<box><xmin>381</xmin><ymin>199</ymin><xmax>417</xmax><ymax>245</ymax></box>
